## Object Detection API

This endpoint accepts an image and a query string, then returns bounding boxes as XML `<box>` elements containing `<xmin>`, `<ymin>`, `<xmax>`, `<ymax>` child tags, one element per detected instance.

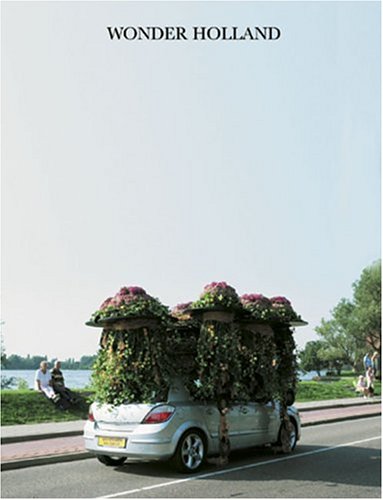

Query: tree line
<box><xmin>2</xmin><ymin>354</ymin><xmax>97</xmax><ymax>370</ymax></box>
<box><xmin>299</xmin><ymin>260</ymin><xmax>381</xmax><ymax>376</ymax></box>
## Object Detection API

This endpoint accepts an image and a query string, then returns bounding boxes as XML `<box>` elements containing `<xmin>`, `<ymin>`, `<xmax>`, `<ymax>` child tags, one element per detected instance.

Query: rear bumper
<box><xmin>83</xmin><ymin>421</ymin><xmax>175</xmax><ymax>460</ymax></box>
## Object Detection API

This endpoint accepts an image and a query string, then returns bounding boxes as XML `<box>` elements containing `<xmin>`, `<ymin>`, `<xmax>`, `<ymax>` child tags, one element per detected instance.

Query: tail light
<box><xmin>142</xmin><ymin>405</ymin><xmax>175</xmax><ymax>424</ymax></box>
<box><xmin>88</xmin><ymin>410</ymin><xmax>95</xmax><ymax>422</ymax></box>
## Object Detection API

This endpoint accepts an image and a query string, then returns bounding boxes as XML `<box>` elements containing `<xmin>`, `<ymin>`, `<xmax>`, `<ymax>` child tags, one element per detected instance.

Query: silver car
<box><xmin>84</xmin><ymin>380</ymin><xmax>301</xmax><ymax>473</ymax></box>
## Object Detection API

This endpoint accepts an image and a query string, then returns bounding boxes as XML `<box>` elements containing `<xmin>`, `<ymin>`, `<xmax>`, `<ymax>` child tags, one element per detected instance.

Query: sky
<box><xmin>2</xmin><ymin>0</ymin><xmax>380</xmax><ymax>360</ymax></box>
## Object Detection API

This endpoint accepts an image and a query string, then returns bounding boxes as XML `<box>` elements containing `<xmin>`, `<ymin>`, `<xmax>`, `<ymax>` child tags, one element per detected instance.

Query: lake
<box><xmin>1</xmin><ymin>369</ymin><xmax>92</xmax><ymax>389</ymax></box>
<box><xmin>1</xmin><ymin>369</ymin><xmax>322</xmax><ymax>390</ymax></box>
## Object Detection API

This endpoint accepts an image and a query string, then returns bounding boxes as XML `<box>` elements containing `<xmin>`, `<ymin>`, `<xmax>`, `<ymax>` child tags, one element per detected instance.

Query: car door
<box><xmin>246</xmin><ymin>401</ymin><xmax>280</xmax><ymax>445</ymax></box>
<box><xmin>202</xmin><ymin>404</ymin><xmax>248</xmax><ymax>450</ymax></box>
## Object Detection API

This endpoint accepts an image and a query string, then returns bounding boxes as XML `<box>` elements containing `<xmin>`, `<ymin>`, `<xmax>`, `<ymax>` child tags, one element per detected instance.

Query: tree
<box><xmin>299</xmin><ymin>340</ymin><xmax>329</xmax><ymax>376</ymax></box>
<box><xmin>1</xmin><ymin>336</ymin><xmax>6</xmax><ymax>368</ymax></box>
<box><xmin>1</xmin><ymin>335</ymin><xmax>16</xmax><ymax>389</ymax></box>
<box><xmin>352</xmin><ymin>260</ymin><xmax>381</xmax><ymax>352</ymax></box>
<box><xmin>313</xmin><ymin>261</ymin><xmax>381</xmax><ymax>377</ymax></box>
<box><xmin>315</xmin><ymin>299</ymin><xmax>366</xmax><ymax>373</ymax></box>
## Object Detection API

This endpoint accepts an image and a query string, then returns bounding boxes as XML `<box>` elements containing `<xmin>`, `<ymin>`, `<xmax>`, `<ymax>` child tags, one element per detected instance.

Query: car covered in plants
<box><xmin>83</xmin><ymin>380</ymin><xmax>301</xmax><ymax>473</ymax></box>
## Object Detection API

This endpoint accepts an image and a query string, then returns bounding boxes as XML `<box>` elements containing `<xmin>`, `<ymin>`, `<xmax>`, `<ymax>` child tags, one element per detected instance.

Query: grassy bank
<box><xmin>1</xmin><ymin>390</ymin><xmax>91</xmax><ymax>426</ymax></box>
<box><xmin>296</xmin><ymin>377</ymin><xmax>381</xmax><ymax>402</ymax></box>
<box><xmin>1</xmin><ymin>379</ymin><xmax>381</xmax><ymax>426</ymax></box>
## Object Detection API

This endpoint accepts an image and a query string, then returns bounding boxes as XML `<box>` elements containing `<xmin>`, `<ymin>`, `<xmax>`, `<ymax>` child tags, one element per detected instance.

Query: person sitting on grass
<box><xmin>355</xmin><ymin>375</ymin><xmax>368</xmax><ymax>398</ymax></box>
<box><xmin>51</xmin><ymin>360</ymin><xmax>78</xmax><ymax>405</ymax></box>
<box><xmin>34</xmin><ymin>361</ymin><xmax>60</xmax><ymax>403</ymax></box>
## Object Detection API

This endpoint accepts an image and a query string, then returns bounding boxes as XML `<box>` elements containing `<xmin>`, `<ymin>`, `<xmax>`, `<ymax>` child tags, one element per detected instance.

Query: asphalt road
<box><xmin>2</xmin><ymin>416</ymin><xmax>381</xmax><ymax>498</ymax></box>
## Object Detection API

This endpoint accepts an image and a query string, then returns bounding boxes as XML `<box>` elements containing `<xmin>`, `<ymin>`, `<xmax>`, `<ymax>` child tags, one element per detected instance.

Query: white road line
<box><xmin>303</xmin><ymin>415</ymin><xmax>382</xmax><ymax>429</ymax></box>
<box><xmin>97</xmin><ymin>435</ymin><xmax>381</xmax><ymax>499</ymax></box>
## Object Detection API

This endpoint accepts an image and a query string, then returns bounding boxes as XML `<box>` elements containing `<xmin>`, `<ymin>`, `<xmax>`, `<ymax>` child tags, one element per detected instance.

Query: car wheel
<box><xmin>277</xmin><ymin>418</ymin><xmax>297</xmax><ymax>452</ymax></box>
<box><xmin>172</xmin><ymin>430</ymin><xmax>206</xmax><ymax>473</ymax></box>
<box><xmin>96</xmin><ymin>455</ymin><xmax>127</xmax><ymax>466</ymax></box>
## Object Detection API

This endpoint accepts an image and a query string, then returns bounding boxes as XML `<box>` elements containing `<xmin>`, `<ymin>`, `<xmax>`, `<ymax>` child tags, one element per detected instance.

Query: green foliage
<box><xmin>299</xmin><ymin>340</ymin><xmax>329</xmax><ymax>376</ymax></box>
<box><xmin>1</xmin><ymin>335</ymin><xmax>7</xmax><ymax>368</ymax></box>
<box><xmin>1</xmin><ymin>375</ymin><xmax>16</xmax><ymax>389</ymax></box>
<box><xmin>196</xmin><ymin>321</ymin><xmax>243</xmax><ymax>404</ymax></box>
<box><xmin>315</xmin><ymin>299</ymin><xmax>365</xmax><ymax>372</ymax></box>
<box><xmin>92</xmin><ymin>326</ymin><xmax>170</xmax><ymax>405</ymax></box>
<box><xmin>352</xmin><ymin>260</ymin><xmax>381</xmax><ymax>351</ymax></box>
<box><xmin>5</xmin><ymin>354</ymin><xmax>47</xmax><ymax>369</ymax></box>
<box><xmin>240</xmin><ymin>329</ymin><xmax>278</xmax><ymax>401</ymax></box>
<box><xmin>90</xmin><ymin>287</ymin><xmax>170</xmax><ymax>324</ymax></box>
<box><xmin>90</xmin><ymin>283</ymin><xmax>303</xmax><ymax>415</ymax></box>
<box><xmin>3</xmin><ymin>354</ymin><xmax>97</xmax><ymax>370</ymax></box>
<box><xmin>192</xmin><ymin>282</ymin><xmax>242</xmax><ymax>310</ymax></box>
<box><xmin>16</xmin><ymin>378</ymin><xmax>29</xmax><ymax>390</ymax></box>
<box><xmin>310</xmin><ymin>261</ymin><xmax>381</xmax><ymax>379</ymax></box>
<box><xmin>274</xmin><ymin>325</ymin><xmax>298</xmax><ymax>402</ymax></box>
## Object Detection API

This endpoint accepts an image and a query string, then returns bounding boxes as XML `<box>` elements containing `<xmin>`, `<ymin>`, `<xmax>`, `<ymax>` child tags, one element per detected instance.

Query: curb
<box><xmin>301</xmin><ymin>409</ymin><xmax>381</xmax><ymax>427</ymax></box>
<box><xmin>1</xmin><ymin>430</ymin><xmax>83</xmax><ymax>445</ymax></box>
<box><xmin>297</xmin><ymin>399</ymin><xmax>381</xmax><ymax>413</ymax></box>
<box><xmin>2</xmin><ymin>410</ymin><xmax>381</xmax><ymax>471</ymax></box>
<box><xmin>1</xmin><ymin>451</ymin><xmax>92</xmax><ymax>471</ymax></box>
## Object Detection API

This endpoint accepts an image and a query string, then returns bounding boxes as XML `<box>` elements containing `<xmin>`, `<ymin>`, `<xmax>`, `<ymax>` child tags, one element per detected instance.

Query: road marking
<box><xmin>98</xmin><ymin>435</ymin><xmax>381</xmax><ymax>498</ymax></box>
<box><xmin>303</xmin><ymin>415</ymin><xmax>382</xmax><ymax>429</ymax></box>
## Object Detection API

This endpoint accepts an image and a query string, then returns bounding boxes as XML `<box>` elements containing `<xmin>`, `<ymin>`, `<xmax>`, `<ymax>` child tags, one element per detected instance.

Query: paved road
<box><xmin>2</xmin><ymin>416</ymin><xmax>381</xmax><ymax>498</ymax></box>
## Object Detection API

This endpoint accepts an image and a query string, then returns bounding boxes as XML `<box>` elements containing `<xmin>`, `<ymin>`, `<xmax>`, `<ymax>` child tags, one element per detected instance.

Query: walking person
<box><xmin>366</xmin><ymin>366</ymin><xmax>375</xmax><ymax>397</ymax></box>
<box><xmin>363</xmin><ymin>352</ymin><xmax>372</xmax><ymax>371</ymax></box>
<box><xmin>371</xmin><ymin>352</ymin><xmax>380</xmax><ymax>378</ymax></box>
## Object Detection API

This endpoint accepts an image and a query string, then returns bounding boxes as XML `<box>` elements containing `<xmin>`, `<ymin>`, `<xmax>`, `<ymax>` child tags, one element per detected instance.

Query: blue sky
<box><xmin>2</xmin><ymin>1</ymin><xmax>380</xmax><ymax>359</ymax></box>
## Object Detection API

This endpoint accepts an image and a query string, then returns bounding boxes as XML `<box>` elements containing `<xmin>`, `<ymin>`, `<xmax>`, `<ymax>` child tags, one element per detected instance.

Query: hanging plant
<box><xmin>240</xmin><ymin>294</ymin><xmax>273</xmax><ymax>321</ymax></box>
<box><xmin>239</xmin><ymin>329</ymin><xmax>278</xmax><ymax>402</ymax></box>
<box><xmin>192</xmin><ymin>282</ymin><xmax>243</xmax><ymax>464</ymax></box>
<box><xmin>191</xmin><ymin>281</ymin><xmax>242</xmax><ymax>311</ymax></box>
<box><xmin>92</xmin><ymin>327</ymin><xmax>170</xmax><ymax>405</ymax></box>
<box><xmin>89</xmin><ymin>286</ymin><xmax>170</xmax><ymax>325</ymax></box>
<box><xmin>164</xmin><ymin>302</ymin><xmax>200</xmax><ymax>395</ymax></box>
<box><xmin>269</xmin><ymin>296</ymin><xmax>302</xmax><ymax>323</ymax></box>
<box><xmin>273</xmin><ymin>323</ymin><xmax>298</xmax><ymax>452</ymax></box>
<box><xmin>89</xmin><ymin>286</ymin><xmax>171</xmax><ymax>405</ymax></box>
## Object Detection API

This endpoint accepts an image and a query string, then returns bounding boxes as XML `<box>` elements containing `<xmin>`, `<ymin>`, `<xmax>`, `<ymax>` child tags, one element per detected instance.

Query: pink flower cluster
<box><xmin>171</xmin><ymin>302</ymin><xmax>193</xmax><ymax>314</ymax></box>
<box><xmin>270</xmin><ymin>296</ymin><xmax>292</xmax><ymax>306</ymax></box>
<box><xmin>99</xmin><ymin>286</ymin><xmax>148</xmax><ymax>309</ymax></box>
<box><xmin>241</xmin><ymin>294</ymin><xmax>272</xmax><ymax>306</ymax></box>
<box><xmin>203</xmin><ymin>281</ymin><xmax>230</xmax><ymax>291</ymax></box>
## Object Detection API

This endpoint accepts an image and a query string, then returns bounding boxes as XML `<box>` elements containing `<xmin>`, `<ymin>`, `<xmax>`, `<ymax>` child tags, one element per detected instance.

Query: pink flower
<box><xmin>270</xmin><ymin>296</ymin><xmax>292</xmax><ymax>306</ymax></box>
<box><xmin>172</xmin><ymin>302</ymin><xmax>192</xmax><ymax>314</ymax></box>
<box><xmin>241</xmin><ymin>293</ymin><xmax>268</xmax><ymax>303</ymax></box>
<box><xmin>99</xmin><ymin>297</ymin><xmax>113</xmax><ymax>310</ymax></box>
<box><xmin>117</xmin><ymin>286</ymin><xmax>146</xmax><ymax>296</ymax></box>
<box><xmin>127</xmin><ymin>286</ymin><xmax>146</xmax><ymax>296</ymax></box>
<box><xmin>203</xmin><ymin>281</ymin><xmax>231</xmax><ymax>292</ymax></box>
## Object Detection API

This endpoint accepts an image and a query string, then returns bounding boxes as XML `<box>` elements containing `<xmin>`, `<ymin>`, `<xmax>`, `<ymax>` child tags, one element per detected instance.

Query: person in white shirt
<box><xmin>35</xmin><ymin>361</ymin><xmax>59</xmax><ymax>401</ymax></box>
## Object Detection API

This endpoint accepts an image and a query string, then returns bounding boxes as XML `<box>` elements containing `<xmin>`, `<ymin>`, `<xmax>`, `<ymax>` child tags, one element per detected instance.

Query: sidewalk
<box><xmin>1</xmin><ymin>397</ymin><xmax>381</xmax><ymax>471</ymax></box>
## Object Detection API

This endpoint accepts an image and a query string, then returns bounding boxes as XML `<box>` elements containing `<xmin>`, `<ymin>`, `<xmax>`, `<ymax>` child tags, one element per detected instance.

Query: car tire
<box><xmin>96</xmin><ymin>455</ymin><xmax>127</xmax><ymax>466</ymax></box>
<box><xmin>276</xmin><ymin>417</ymin><xmax>297</xmax><ymax>453</ymax></box>
<box><xmin>172</xmin><ymin>429</ymin><xmax>206</xmax><ymax>473</ymax></box>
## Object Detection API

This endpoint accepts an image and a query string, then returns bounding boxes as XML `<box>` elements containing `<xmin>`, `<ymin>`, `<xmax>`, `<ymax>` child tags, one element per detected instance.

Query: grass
<box><xmin>1</xmin><ymin>390</ymin><xmax>93</xmax><ymax>426</ymax></box>
<box><xmin>296</xmin><ymin>377</ymin><xmax>381</xmax><ymax>402</ymax></box>
<box><xmin>1</xmin><ymin>378</ymin><xmax>381</xmax><ymax>425</ymax></box>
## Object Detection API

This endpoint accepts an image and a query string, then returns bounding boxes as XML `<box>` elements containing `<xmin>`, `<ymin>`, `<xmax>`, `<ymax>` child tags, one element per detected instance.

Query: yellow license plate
<box><xmin>97</xmin><ymin>437</ymin><xmax>126</xmax><ymax>448</ymax></box>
